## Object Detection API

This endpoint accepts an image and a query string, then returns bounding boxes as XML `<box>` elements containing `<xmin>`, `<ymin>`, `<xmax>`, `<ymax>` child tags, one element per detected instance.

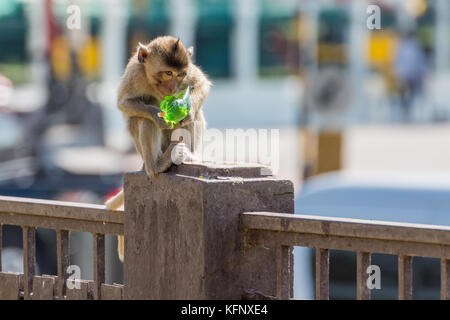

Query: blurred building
<box><xmin>1</xmin><ymin>0</ymin><xmax>449</xmax><ymax>132</ymax></box>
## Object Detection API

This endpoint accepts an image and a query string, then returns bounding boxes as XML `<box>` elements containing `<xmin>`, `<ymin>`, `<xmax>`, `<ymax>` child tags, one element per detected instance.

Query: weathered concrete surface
<box><xmin>168</xmin><ymin>161</ymin><xmax>273</xmax><ymax>178</ymax></box>
<box><xmin>101</xmin><ymin>284</ymin><xmax>123</xmax><ymax>300</ymax></box>
<box><xmin>123</xmin><ymin>163</ymin><xmax>294</xmax><ymax>299</ymax></box>
<box><xmin>32</xmin><ymin>275</ymin><xmax>57</xmax><ymax>300</ymax></box>
<box><xmin>65</xmin><ymin>280</ymin><xmax>94</xmax><ymax>300</ymax></box>
<box><xmin>0</xmin><ymin>272</ymin><xmax>23</xmax><ymax>300</ymax></box>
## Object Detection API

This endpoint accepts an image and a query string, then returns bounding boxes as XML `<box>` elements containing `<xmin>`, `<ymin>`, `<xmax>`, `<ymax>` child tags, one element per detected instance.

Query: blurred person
<box><xmin>394</xmin><ymin>31</ymin><xmax>428</xmax><ymax>122</ymax></box>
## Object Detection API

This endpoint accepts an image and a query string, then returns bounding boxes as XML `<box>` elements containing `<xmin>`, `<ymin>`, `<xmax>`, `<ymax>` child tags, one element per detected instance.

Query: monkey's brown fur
<box><xmin>105</xmin><ymin>36</ymin><xmax>211</xmax><ymax>261</ymax></box>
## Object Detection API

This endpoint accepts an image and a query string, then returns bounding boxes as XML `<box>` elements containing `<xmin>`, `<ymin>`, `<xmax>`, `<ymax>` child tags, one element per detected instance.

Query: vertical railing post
<box><xmin>441</xmin><ymin>259</ymin><xmax>450</xmax><ymax>300</ymax></box>
<box><xmin>123</xmin><ymin>164</ymin><xmax>294</xmax><ymax>299</ymax></box>
<box><xmin>357</xmin><ymin>252</ymin><xmax>371</xmax><ymax>300</ymax></box>
<box><xmin>0</xmin><ymin>224</ymin><xmax>2</xmax><ymax>272</ymax></box>
<box><xmin>315</xmin><ymin>248</ymin><xmax>329</xmax><ymax>300</ymax></box>
<box><xmin>276</xmin><ymin>245</ymin><xmax>293</xmax><ymax>299</ymax></box>
<box><xmin>93</xmin><ymin>233</ymin><xmax>105</xmax><ymax>300</ymax></box>
<box><xmin>22</xmin><ymin>226</ymin><xmax>36</xmax><ymax>300</ymax></box>
<box><xmin>398</xmin><ymin>255</ymin><xmax>413</xmax><ymax>300</ymax></box>
<box><xmin>56</xmin><ymin>230</ymin><xmax>70</xmax><ymax>299</ymax></box>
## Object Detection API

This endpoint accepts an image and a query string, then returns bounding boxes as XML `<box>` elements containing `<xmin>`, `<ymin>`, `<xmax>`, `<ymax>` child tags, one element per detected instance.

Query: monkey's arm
<box><xmin>176</xmin><ymin>81</ymin><xmax>210</xmax><ymax>128</ymax></box>
<box><xmin>118</xmin><ymin>97</ymin><xmax>170</xmax><ymax>130</ymax></box>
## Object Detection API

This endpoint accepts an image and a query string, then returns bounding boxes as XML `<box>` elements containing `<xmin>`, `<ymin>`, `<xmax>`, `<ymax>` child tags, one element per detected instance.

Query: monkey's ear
<box><xmin>137</xmin><ymin>42</ymin><xmax>149</xmax><ymax>63</ymax></box>
<box><xmin>187</xmin><ymin>46</ymin><xmax>194</xmax><ymax>57</ymax></box>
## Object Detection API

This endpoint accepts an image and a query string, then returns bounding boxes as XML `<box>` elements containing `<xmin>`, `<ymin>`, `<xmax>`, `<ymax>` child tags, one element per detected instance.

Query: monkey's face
<box><xmin>137</xmin><ymin>36</ymin><xmax>193</xmax><ymax>98</ymax></box>
<box><xmin>153</xmin><ymin>68</ymin><xmax>188</xmax><ymax>96</ymax></box>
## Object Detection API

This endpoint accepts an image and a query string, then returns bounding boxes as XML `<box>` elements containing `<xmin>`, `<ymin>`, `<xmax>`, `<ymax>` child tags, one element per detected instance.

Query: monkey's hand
<box><xmin>142</xmin><ymin>104</ymin><xmax>173</xmax><ymax>130</ymax></box>
<box><xmin>119</xmin><ymin>99</ymin><xmax>172</xmax><ymax>130</ymax></box>
<box><xmin>173</xmin><ymin>112</ymin><xmax>194</xmax><ymax>129</ymax></box>
<box><xmin>154</xmin><ymin>113</ymin><xmax>173</xmax><ymax>130</ymax></box>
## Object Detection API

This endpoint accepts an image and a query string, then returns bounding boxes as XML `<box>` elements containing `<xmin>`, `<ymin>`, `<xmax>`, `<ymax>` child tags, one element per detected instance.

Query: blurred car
<box><xmin>294</xmin><ymin>170</ymin><xmax>450</xmax><ymax>300</ymax></box>
<box><xmin>0</xmin><ymin>122</ymin><xmax>126</xmax><ymax>281</ymax></box>
<box><xmin>0</xmin><ymin>162</ymin><xmax>123</xmax><ymax>278</ymax></box>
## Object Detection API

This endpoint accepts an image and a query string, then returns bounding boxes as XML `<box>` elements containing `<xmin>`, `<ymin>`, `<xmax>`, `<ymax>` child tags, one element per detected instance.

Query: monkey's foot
<box><xmin>171</xmin><ymin>143</ymin><xmax>193</xmax><ymax>165</ymax></box>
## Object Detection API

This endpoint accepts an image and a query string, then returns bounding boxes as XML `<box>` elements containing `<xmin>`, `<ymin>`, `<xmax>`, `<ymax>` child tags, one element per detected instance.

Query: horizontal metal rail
<box><xmin>0</xmin><ymin>196</ymin><xmax>123</xmax><ymax>235</ymax></box>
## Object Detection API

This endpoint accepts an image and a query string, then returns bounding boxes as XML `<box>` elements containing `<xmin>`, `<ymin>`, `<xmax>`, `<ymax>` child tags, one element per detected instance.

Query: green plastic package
<box><xmin>158</xmin><ymin>87</ymin><xmax>191</xmax><ymax>129</ymax></box>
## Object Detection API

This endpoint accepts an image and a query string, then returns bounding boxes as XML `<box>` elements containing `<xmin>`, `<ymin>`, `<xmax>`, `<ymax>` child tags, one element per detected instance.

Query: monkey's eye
<box><xmin>178</xmin><ymin>72</ymin><xmax>187</xmax><ymax>78</ymax></box>
<box><xmin>165</xmin><ymin>71</ymin><xmax>173</xmax><ymax>76</ymax></box>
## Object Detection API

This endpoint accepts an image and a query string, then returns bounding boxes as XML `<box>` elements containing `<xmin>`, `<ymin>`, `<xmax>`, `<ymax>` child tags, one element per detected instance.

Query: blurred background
<box><xmin>1</xmin><ymin>0</ymin><xmax>450</xmax><ymax>299</ymax></box>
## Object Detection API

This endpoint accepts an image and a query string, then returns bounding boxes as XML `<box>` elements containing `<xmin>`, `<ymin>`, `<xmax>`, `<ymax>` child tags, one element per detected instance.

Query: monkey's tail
<box><xmin>104</xmin><ymin>189</ymin><xmax>125</xmax><ymax>262</ymax></box>
<box><xmin>105</xmin><ymin>189</ymin><xmax>124</xmax><ymax>211</ymax></box>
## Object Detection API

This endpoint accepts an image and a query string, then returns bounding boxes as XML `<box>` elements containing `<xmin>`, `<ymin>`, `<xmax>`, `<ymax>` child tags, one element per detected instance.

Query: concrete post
<box><xmin>123</xmin><ymin>163</ymin><xmax>294</xmax><ymax>299</ymax></box>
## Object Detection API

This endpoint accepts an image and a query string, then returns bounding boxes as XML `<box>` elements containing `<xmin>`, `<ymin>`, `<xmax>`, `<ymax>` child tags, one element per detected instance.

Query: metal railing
<box><xmin>3</xmin><ymin>194</ymin><xmax>450</xmax><ymax>299</ymax></box>
<box><xmin>0</xmin><ymin>195</ymin><xmax>124</xmax><ymax>300</ymax></box>
<box><xmin>241</xmin><ymin>211</ymin><xmax>450</xmax><ymax>300</ymax></box>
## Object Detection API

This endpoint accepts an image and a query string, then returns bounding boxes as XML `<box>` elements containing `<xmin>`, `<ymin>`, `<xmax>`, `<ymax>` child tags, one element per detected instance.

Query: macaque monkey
<box><xmin>105</xmin><ymin>36</ymin><xmax>211</xmax><ymax>261</ymax></box>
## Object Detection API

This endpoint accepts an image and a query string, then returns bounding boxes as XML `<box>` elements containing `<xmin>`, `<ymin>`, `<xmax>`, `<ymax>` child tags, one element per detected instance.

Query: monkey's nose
<box><xmin>159</xmin><ymin>86</ymin><xmax>171</xmax><ymax>96</ymax></box>
<box><xmin>166</xmin><ymin>79</ymin><xmax>178</xmax><ymax>94</ymax></box>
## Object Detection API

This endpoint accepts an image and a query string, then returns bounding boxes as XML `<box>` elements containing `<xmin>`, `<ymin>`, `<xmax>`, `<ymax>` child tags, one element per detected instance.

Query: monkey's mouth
<box><xmin>158</xmin><ymin>84</ymin><xmax>179</xmax><ymax>97</ymax></box>
<box><xmin>158</xmin><ymin>86</ymin><xmax>172</xmax><ymax>97</ymax></box>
